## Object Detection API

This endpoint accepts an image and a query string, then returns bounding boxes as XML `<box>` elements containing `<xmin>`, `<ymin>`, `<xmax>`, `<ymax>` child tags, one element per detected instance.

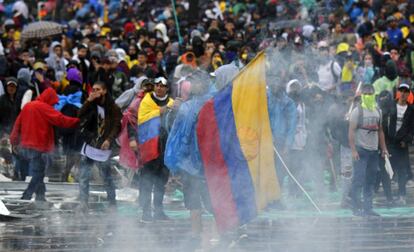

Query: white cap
<box><xmin>317</xmin><ymin>41</ymin><xmax>329</xmax><ymax>48</ymax></box>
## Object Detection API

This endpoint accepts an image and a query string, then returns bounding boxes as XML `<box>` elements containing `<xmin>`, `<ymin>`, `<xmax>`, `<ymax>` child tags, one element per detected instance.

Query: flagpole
<box><xmin>273</xmin><ymin>146</ymin><xmax>322</xmax><ymax>213</ymax></box>
<box><xmin>171</xmin><ymin>0</ymin><xmax>183</xmax><ymax>45</ymax></box>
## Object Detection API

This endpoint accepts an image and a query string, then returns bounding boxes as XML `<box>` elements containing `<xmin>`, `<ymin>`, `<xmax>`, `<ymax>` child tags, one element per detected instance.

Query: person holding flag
<box><xmin>196</xmin><ymin>51</ymin><xmax>281</xmax><ymax>234</ymax></box>
<box><xmin>138</xmin><ymin>76</ymin><xmax>178</xmax><ymax>223</ymax></box>
<box><xmin>165</xmin><ymin>70</ymin><xmax>213</xmax><ymax>248</ymax></box>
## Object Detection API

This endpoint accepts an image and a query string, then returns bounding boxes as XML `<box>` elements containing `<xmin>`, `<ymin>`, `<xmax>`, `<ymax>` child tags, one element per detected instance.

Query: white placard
<box><xmin>81</xmin><ymin>143</ymin><xmax>112</xmax><ymax>162</ymax></box>
<box><xmin>385</xmin><ymin>155</ymin><xmax>394</xmax><ymax>179</ymax></box>
<box><xmin>0</xmin><ymin>199</ymin><xmax>10</xmax><ymax>216</ymax></box>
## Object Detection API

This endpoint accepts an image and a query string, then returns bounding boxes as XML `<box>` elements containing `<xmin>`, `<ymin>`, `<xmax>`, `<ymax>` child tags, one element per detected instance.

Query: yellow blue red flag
<box><xmin>196</xmin><ymin>52</ymin><xmax>281</xmax><ymax>232</ymax></box>
<box><xmin>138</xmin><ymin>93</ymin><xmax>173</xmax><ymax>164</ymax></box>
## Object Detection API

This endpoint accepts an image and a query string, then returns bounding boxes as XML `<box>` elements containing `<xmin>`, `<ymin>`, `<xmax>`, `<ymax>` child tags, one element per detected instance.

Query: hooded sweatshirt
<box><xmin>373</xmin><ymin>60</ymin><xmax>399</xmax><ymax>95</ymax></box>
<box><xmin>154</xmin><ymin>23</ymin><xmax>169</xmax><ymax>43</ymax></box>
<box><xmin>18</xmin><ymin>68</ymin><xmax>40</xmax><ymax>109</ymax></box>
<box><xmin>45</xmin><ymin>41</ymin><xmax>67</xmax><ymax>81</ymax></box>
<box><xmin>10</xmin><ymin>88</ymin><xmax>79</xmax><ymax>152</ymax></box>
<box><xmin>115</xmin><ymin>76</ymin><xmax>147</xmax><ymax>111</ymax></box>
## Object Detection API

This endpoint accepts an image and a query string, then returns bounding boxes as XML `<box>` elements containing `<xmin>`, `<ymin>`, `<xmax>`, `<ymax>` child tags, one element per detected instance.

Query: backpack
<box><xmin>356</xmin><ymin>103</ymin><xmax>381</xmax><ymax>130</ymax></box>
<box><xmin>330</xmin><ymin>60</ymin><xmax>340</xmax><ymax>83</ymax></box>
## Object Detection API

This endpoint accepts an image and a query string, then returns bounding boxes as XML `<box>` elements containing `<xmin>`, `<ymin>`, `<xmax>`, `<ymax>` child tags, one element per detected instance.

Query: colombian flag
<box><xmin>138</xmin><ymin>93</ymin><xmax>173</xmax><ymax>164</ymax></box>
<box><xmin>196</xmin><ymin>52</ymin><xmax>280</xmax><ymax>232</ymax></box>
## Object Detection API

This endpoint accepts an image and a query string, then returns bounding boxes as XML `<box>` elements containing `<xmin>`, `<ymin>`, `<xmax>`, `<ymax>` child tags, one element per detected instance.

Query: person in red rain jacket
<box><xmin>10</xmin><ymin>88</ymin><xmax>80</xmax><ymax>201</ymax></box>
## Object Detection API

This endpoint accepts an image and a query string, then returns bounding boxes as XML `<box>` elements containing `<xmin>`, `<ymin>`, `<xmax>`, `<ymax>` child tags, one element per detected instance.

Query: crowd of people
<box><xmin>1</xmin><ymin>0</ymin><xmax>414</xmax><ymax>245</ymax></box>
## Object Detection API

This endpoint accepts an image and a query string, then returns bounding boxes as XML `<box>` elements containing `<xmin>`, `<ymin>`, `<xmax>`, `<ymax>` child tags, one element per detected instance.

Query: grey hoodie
<box><xmin>115</xmin><ymin>76</ymin><xmax>148</xmax><ymax>111</ymax></box>
<box><xmin>45</xmin><ymin>41</ymin><xmax>66</xmax><ymax>81</ymax></box>
<box><xmin>17</xmin><ymin>68</ymin><xmax>31</xmax><ymax>84</ymax></box>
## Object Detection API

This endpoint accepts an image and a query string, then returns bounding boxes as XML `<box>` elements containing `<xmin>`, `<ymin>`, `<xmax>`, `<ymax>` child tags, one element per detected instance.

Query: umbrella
<box><xmin>20</xmin><ymin>21</ymin><xmax>62</xmax><ymax>41</ymax></box>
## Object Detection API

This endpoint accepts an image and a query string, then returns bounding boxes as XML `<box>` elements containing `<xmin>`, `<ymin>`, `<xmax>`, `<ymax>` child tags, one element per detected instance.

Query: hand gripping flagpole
<box><xmin>273</xmin><ymin>146</ymin><xmax>322</xmax><ymax>213</ymax></box>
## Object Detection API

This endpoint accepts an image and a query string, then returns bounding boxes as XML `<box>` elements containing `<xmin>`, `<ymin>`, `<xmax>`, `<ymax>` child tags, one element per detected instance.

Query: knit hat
<box><xmin>66</xmin><ymin>68</ymin><xmax>83</xmax><ymax>84</ymax></box>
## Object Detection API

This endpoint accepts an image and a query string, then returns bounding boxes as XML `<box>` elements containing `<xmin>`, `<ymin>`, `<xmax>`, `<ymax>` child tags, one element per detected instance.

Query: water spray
<box><xmin>273</xmin><ymin>146</ymin><xmax>322</xmax><ymax>213</ymax></box>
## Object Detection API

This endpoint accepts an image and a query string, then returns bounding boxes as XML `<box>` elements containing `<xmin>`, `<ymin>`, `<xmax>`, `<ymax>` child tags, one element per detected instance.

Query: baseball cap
<box><xmin>336</xmin><ymin>42</ymin><xmax>350</xmax><ymax>54</ymax></box>
<box><xmin>33</xmin><ymin>62</ymin><xmax>47</xmax><ymax>71</ymax></box>
<box><xmin>5</xmin><ymin>77</ymin><xmax>18</xmax><ymax>86</ymax></box>
<box><xmin>140</xmin><ymin>78</ymin><xmax>153</xmax><ymax>88</ymax></box>
<box><xmin>398</xmin><ymin>83</ymin><xmax>410</xmax><ymax>90</ymax></box>
<box><xmin>317</xmin><ymin>41</ymin><xmax>329</xmax><ymax>49</ymax></box>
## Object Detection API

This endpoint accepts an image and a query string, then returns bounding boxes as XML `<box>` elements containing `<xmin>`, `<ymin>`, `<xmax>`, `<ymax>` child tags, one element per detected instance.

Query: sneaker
<box><xmin>21</xmin><ymin>194</ymin><xmax>31</xmax><ymax>200</ymax></box>
<box><xmin>396</xmin><ymin>196</ymin><xmax>407</xmax><ymax>206</ymax></box>
<box><xmin>140</xmin><ymin>211</ymin><xmax>153</xmax><ymax>224</ymax></box>
<box><xmin>363</xmin><ymin>209</ymin><xmax>381</xmax><ymax>217</ymax></box>
<box><xmin>153</xmin><ymin>211</ymin><xmax>171</xmax><ymax>221</ymax></box>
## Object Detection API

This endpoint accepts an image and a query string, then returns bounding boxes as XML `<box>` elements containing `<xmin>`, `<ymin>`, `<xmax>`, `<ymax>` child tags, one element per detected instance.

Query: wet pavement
<box><xmin>1</xmin><ymin>184</ymin><xmax>414</xmax><ymax>252</ymax></box>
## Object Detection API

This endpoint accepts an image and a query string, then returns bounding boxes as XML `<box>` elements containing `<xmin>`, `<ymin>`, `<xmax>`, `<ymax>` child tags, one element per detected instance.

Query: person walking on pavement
<box><xmin>10</xmin><ymin>88</ymin><xmax>79</xmax><ymax>201</ymax></box>
<box><xmin>78</xmin><ymin>81</ymin><xmax>122</xmax><ymax>212</ymax></box>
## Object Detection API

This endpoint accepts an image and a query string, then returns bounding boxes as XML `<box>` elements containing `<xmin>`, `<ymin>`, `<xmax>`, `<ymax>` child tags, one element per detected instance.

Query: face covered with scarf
<box><xmin>360</xmin><ymin>85</ymin><xmax>376</xmax><ymax>111</ymax></box>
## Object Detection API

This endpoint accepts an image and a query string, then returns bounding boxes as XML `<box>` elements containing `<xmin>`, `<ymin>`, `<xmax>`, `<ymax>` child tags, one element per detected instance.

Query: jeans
<box><xmin>350</xmin><ymin>147</ymin><xmax>379</xmax><ymax>211</ymax></box>
<box><xmin>14</xmin><ymin>153</ymin><xmax>30</xmax><ymax>181</ymax></box>
<box><xmin>20</xmin><ymin>148</ymin><xmax>47</xmax><ymax>201</ymax></box>
<box><xmin>79</xmin><ymin>156</ymin><xmax>116</xmax><ymax>204</ymax></box>
<box><xmin>340</xmin><ymin>145</ymin><xmax>353</xmax><ymax>201</ymax></box>
<box><xmin>139</xmin><ymin>157</ymin><xmax>169</xmax><ymax>213</ymax></box>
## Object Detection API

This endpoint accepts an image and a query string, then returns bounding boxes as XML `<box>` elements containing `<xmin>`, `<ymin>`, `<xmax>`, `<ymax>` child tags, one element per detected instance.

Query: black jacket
<box><xmin>382</xmin><ymin>101</ymin><xmax>414</xmax><ymax>147</ymax></box>
<box><xmin>58</xmin><ymin>82</ymin><xmax>86</xmax><ymax>151</ymax></box>
<box><xmin>0</xmin><ymin>93</ymin><xmax>20</xmax><ymax>137</ymax></box>
<box><xmin>78</xmin><ymin>95</ymin><xmax>122</xmax><ymax>148</ymax></box>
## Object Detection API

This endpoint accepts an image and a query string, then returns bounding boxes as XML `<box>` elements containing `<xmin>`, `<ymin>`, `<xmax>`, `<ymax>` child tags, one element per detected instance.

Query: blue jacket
<box><xmin>387</xmin><ymin>28</ymin><xmax>403</xmax><ymax>47</ymax></box>
<box><xmin>267</xmin><ymin>91</ymin><xmax>297</xmax><ymax>149</ymax></box>
<box><xmin>164</xmin><ymin>95</ymin><xmax>210</xmax><ymax>177</ymax></box>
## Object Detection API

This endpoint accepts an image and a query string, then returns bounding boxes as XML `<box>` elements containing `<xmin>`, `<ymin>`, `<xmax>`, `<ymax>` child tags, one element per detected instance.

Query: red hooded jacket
<box><xmin>10</xmin><ymin>88</ymin><xmax>80</xmax><ymax>153</ymax></box>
